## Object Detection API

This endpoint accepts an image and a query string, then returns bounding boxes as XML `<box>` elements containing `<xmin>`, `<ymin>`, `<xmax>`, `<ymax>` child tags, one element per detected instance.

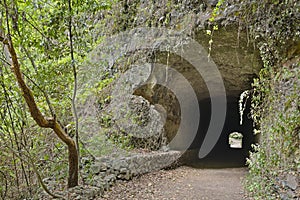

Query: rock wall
<box><xmin>227</xmin><ymin>0</ymin><xmax>300</xmax><ymax>199</ymax></box>
<box><xmin>246</xmin><ymin>61</ymin><xmax>300</xmax><ymax>199</ymax></box>
<box><xmin>70</xmin><ymin>151</ymin><xmax>181</xmax><ymax>199</ymax></box>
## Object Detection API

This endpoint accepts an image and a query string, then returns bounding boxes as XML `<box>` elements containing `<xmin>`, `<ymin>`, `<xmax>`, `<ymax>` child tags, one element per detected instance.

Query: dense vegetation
<box><xmin>230</xmin><ymin>1</ymin><xmax>300</xmax><ymax>199</ymax></box>
<box><xmin>0</xmin><ymin>0</ymin><xmax>111</xmax><ymax>198</ymax></box>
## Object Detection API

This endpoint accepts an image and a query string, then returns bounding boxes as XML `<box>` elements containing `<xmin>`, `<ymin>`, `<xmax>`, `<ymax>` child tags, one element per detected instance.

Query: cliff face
<box><xmin>87</xmin><ymin>0</ymin><xmax>261</xmax><ymax>148</ymax></box>
<box><xmin>81</xmin><ymin>1</ymin><xmax>299</xmax><ymax>198</ymax></box>
<box><xmin>247</xmin><ymin>57</ymin><xmax>299</xmax><ymax>199</ymax></box>
<box><xmin>234</xmin><ymin>1</ymin><xmax>300</xmax><ymax>198</ymax></box>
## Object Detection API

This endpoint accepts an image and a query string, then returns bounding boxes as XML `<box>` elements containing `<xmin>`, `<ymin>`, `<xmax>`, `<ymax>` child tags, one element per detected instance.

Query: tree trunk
<box><xmin>1</xmin><ymin>33</ymin><xmax>79</xmax><ymax>188</ymax></box>
<box><xmin>68</xmin><ymin>144</ymin><xmax>79</xmax><ymax>188</ymax></box>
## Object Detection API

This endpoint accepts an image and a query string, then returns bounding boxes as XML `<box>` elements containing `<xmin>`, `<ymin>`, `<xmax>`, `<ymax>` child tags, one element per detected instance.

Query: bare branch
<box><xmin>23</xmin><ymin>14</ymin><xmax>49</xmax><ymax>40</ymax></box>
<box><xmin>0</xmin><ymin>170</ymin><xmax>8</xmax><ymax>199</ymax></box>
<box><xmin>68</xmin><ymin>0</ymin><xmax>80</xmax><ymax>165</ymax></box>
<box><xmin>3</xmin><ymin>145</ymin><xmax>66</xmax><ymax>200</ymax></box>
<box><xmin>0</xmin><ymin>55</ymin><xmax>11</xmax><ymax>66</ymax></box>
<box><xmin>23</xmin><ymin>73</ymin><xmax>56</xmax><ymax>117</ymax></box>
<box><xmin>0</xmin><ymin>35</ymin><xmax>9</xmax><ymax>45</ymax></box>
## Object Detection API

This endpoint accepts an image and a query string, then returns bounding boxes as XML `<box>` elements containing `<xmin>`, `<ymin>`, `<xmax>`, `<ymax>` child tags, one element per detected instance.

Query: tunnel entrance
<box><xmin>132</xmin><ymin>25</ymin><xmax>262</xmax><ymax>168</ymax></box>
<box><xmin>135</xmin><ymin>82</ymin><xmax>256</xmax><ymax>167</ymax></box>
<box><xmin>182</xmin><ymin>95</ymin><xmax>255</xmax><ymax>168</ymax></box>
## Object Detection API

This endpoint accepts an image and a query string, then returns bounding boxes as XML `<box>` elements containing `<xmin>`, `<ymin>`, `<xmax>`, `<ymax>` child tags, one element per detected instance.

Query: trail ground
<box><xmin>99</xmin><ymin>166</ymin><xmax>250</xmax><ymax>200</ymax></box>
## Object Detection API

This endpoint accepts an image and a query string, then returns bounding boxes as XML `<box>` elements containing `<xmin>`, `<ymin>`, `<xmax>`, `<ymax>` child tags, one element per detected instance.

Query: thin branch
<box><xmin>79</xmin><ymin>139</ymin><xmax>96</xmax><ymax>161</ymax></box>
<box><xmin>0</xmin><ymin>35</ymin><xmax>9</xmax><ymax>45</ymax></box>
<box><xmin>0</xmin><ymin>55</ymin><xmax>11</xmax><ymax>66</ymax></box>
<box><xmin>18</xmin><ymin>42</ymin><xmax>38</xmax><ymax>72</ymax></box>
<box><xmin>23</xmin><ymin>14</ymin><xmax>49</xmax><ymax>40</ymax></box>
<box><xmin>3</xmin><ymin>145</ymin><xmax>66</xmax><ymax>200</ymax></box>
<box><xmin>10</xmin><ymin>10</ymin><xmax>55</xmax><ymax>116</ymax></box>
<box><xmin>68</xmin><ymin>0</ymin><xmax>80</xmax><ymax>165</ymax></box>
<box><xmin>23</xmin><ymin>73</ymin><xmax>55</xmax><ymax>117</ymax></box>
<box><xmin>4</xmin><ymin>10</ymin><xmax>73</xmax><ymax>144</ymax></box>
<box><xmin>0</xmin><ymin>170</ymin><xmax>8</xmax><ymax>200</ymax></box>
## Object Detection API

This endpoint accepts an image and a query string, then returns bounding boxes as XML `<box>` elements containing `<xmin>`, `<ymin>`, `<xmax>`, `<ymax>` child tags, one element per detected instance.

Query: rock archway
<box><xmin>134</xmin><ymin>25</ymin><xmax>262</xmax><ymax>167</ymax></box>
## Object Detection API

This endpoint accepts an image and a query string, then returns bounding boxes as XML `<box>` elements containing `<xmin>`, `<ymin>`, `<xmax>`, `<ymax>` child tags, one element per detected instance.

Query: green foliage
<box><xmin>0</xmin><ymin>0</ymin><xmax>112</xmax><ymax>198</ymax></box>
<box><xmin>107</xmin><ymin>131</ymin><xmax>134</xmax><ymax>150</ymax></box>
<box><xmin>218</xmin><ymin>1</ymin><xmax>300</xmax><ymax>198</ymax></box>
<box><xmin>206</xmin><ymin>0</ymin><xmax>224</xmax><ymax>58</ymax></box>
<box><xmin>246</xmin><ymin>57</ymin><xmax>299</xmax><ymax>199</ymax></box>
<box><xmin>99</xmin><ymin>113</ymin><xmax>112</xmax><ymax>128</ymax></box>
<box><xmin>246</xmin><ymin>144</ymin><xmax>278</xmax><ymax>200</ymax></box>
<box><xmin>209</xmin><ymin>0</ymin><xmax>225</xmax><ymax>22</ymax></box>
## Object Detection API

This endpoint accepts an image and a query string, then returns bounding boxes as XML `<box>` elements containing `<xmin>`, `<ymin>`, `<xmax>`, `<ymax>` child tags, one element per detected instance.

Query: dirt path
<box><xmin>99</xmin><ymin>166</ymin><xmax>250</xmax><ymax>200</ymax></box>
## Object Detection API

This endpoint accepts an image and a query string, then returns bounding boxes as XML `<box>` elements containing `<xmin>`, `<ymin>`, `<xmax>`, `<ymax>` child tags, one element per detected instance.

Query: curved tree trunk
<box><xmin>1</xmin><ymin>33</ymin><xmax>79</xmax><ymax>188</ymax></box>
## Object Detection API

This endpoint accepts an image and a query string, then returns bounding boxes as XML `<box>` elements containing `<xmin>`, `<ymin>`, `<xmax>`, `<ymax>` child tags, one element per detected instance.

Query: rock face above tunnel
<box><xmin>132</xmin><ymin>25</ymin><xmax>262</xmax><ymax>143</ymax></box>
<box><xmin>79</xmin><ymin>1</ymin><xmax>262</xmax><ymax>149</ymax></box>
<box><xmin>151</xmin><ymin>25</ymin><xmax>262</xmax><ymax>100</ymax></box>
<box><xmin>195</xmin><ymin>26</ymin><xmax>262</xmax><ymax>98</ymax></box>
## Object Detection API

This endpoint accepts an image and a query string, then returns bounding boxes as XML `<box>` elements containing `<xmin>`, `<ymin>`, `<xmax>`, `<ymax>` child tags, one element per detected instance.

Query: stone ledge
<box><xmin>78</xmin><ymin>150</ymin><xmax>182</xmax><ymax>199</ymax></box>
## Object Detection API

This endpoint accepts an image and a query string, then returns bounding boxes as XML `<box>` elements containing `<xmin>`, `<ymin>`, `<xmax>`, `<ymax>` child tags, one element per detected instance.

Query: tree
<box><xmin>0</xmin><ymin>0</ymin><xmax>79</xmax><ymax>188</ymax></box>
<box><xmin>0</xmin><ymin>0</ymin><xmax>111</xmax><ymax>196</ymax></box>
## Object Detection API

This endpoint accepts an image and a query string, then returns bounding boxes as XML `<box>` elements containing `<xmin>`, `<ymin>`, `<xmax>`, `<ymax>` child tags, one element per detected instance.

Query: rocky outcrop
<box><xmin>78</xmin><ymin>0</ymin><xmax>262</xmax><ymax>150</ymax></box>
<box><xmin>276</xmin><ymin>172</ymin><xmax>300</xmax><ymax>199</ymax></box>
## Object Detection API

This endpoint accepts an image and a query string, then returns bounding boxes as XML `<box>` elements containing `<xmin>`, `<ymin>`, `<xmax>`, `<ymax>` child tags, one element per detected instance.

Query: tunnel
<box><xmin>132</xmin><ymin>26</ymin><xmax>262</xmax><ymax>168</ymax></box>
<box><xmin>106</xmin><ymin>24</ymin><xmax>263</xmax><ymax>168</ymax></box>
<box><xmin>182</xmin><ymin>95</ymin><xmax>256</xmax><ymax>168</ymax></box>
<box><xmin>135</xmin><ymin>83</ymin><xmax>257</xmax><ymax>168</ymax></box>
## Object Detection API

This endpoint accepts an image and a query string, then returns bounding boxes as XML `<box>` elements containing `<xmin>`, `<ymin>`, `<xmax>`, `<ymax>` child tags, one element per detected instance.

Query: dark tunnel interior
<box><xmin>182</xmin><ymin>95</ymin><xmax>256</xmax><ymax>168</ymax></box>
<box><xmin>134</xmin><ymin>83</ymin><xmax>257</xmax><ymax>168</ymax></box>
